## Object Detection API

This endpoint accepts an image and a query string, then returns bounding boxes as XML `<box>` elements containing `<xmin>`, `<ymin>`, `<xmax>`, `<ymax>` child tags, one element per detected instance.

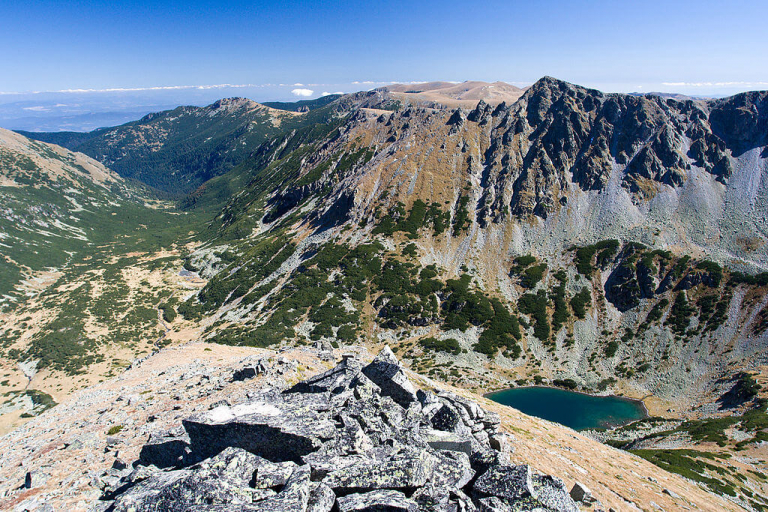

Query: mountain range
<box><xmin>3</xmin><ymin>76</ymin><xmax>768</xmax><ymax>510</ymax></box>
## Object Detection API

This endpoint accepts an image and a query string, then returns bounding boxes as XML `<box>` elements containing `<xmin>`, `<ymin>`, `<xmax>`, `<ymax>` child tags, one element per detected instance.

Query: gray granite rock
<box><xmin>360</xmin><ymin>346</ymin><xmax>418</xmax><ymax>407</ymax></box>
<box><xmin>533</xmin><ymin>474</ymin><xmax>580</xmax><ymax>512</ymax></box>
<box><xmin>307</xmin><ymin>483</ymin><xmax>336</xmax><ymax>512</ymax></box>
<box><xmin>288</xmin><ymin>356</ymin><xmax>362</xmax><ymax>394</ymax></box>
<box><xmin>432</xmin><ymin>450</ymin><xmax>475</xmax><ymax>488</ymax></box>
<box><xmin>253</xmin><ymin>459</ymin><xmax>297</xmax><ymax>488</ymax></box>
<box><xmin>111</xmin><ymin>448</ymin><xmax>266</xmax><ymax>511</ymax></box>
<box><xmin>570</xmin><ymin>480</ymin><xmax>594</xmax><ymax>503</ymax></box>
<box><xmin>24</xmin><ymin>471</ymin><xmax>49</xmax><ymax>489</ymax></box>
<box><xmin>322</xmin><ymin>447</ymin><xmax>435</xmax><ymax>492</ymax></box>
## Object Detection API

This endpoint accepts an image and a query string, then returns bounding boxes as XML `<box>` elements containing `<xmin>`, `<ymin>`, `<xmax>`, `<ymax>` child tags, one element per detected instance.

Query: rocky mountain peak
<box><xmin>209</xmin><ymin>97</ymin><xmax>265</xmax><ymax>112</ymax></box>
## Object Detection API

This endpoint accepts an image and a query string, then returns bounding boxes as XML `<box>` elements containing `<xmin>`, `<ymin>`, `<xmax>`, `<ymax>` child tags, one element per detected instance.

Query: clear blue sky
<box><xmin>1</xmin><ymin>0</ymin><xmax>767</xmax><ymax>97</ymax></box>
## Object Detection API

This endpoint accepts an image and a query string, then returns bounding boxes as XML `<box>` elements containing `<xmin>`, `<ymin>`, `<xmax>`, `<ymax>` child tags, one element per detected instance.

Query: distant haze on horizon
<box><xmin>1</xmin><ymin>0</ymin><xmax>766</xmax><ymax>130</ymax></box>
<box><xmin>1</xmin><ymin>77</ymin><xmax>765</xmax><ymax>133</ymax></box>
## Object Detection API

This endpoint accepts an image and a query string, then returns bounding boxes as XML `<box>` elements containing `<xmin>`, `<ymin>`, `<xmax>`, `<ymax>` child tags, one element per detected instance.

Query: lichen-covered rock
<box><xmin>252</xmin><ymin>464</ymin><xmax>312</xmax><ymax>511</ymax></box>
<box><xmin>473</xmin><ymin>464</ymin><xmax>536</xmax><ymax>501</ymax></box>
<box><xmin>322</xmin><ymin>447</ymin><xmax>435</xmax><ymax>492</ymax></box>
<box><xmin>253</xmin><ymin>459</ymin><xmax>297</xmax><ymax>488</ymax></box>
<box><xmin>430</xmin><ymin>403</ymin><xmax>462</xmax><ymax>432</ymax></box>
<box><xmin>533</xmin><ymin>474</ymin><xmax>580</xmax><ymax>512</ymax></box>
<box><xmin>431</xmin><ymin>450</ymin><xmax>475</xmax><ymax>488</ymax></box>
<box><xmin>111</xmin><ymin>447</ymin><xmax>268</xmax><ymax>511</ymax></box>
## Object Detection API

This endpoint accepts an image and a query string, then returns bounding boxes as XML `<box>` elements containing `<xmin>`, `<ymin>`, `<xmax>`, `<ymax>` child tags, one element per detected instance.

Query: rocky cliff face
<box><xmin>220</xmin><ymin>76</ymin><xmax>768</xmax><ymax>265</ymax></box>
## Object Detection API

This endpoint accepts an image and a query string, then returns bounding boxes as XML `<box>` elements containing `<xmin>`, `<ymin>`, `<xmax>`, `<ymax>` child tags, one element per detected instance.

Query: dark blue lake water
<box><xmin>487</xmin><ymin>386</ymin><xmax>647</xmax><ymax>431</ymax></box>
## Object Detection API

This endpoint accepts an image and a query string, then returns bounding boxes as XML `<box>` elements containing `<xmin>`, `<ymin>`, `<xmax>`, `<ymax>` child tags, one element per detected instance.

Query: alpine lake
<box><xmin>487</xmin><ymin>386</ymin><xmax>648</xmax><ymax>431</ymax></box>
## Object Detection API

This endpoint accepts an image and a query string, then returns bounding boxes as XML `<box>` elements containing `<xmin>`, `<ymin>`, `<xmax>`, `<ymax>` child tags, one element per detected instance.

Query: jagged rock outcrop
<box><xmin>102</xmin><ymin>348</ymin><xmax>579</xmax><ymax>511</ymax></box>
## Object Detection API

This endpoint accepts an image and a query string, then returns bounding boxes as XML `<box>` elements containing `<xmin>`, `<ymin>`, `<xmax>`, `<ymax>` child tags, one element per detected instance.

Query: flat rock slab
<box><xmin>183</xmin><ymin>397</ymin><xmax>336</xmax><ymax>462</ymax></box>
<box><xmin>322</xmin><ymin>450</ymin><xmax>435</xmax><ymax>492</ymax></box>
<box><xmin>337</xmin><ymin>490</ymin><xmax>419</xmax><ymax>512</ymax></box>
<box><xmin>423</xmin><ymin>429</ymin><xmax>474</xmax><ymax>455</ymax></box>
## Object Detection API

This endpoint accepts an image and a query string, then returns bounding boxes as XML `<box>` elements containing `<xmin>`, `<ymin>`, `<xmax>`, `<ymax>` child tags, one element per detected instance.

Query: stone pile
<box><xmin>100</xmin><ymin>347</ymin><xmax>580</xmax><ymax>511</ymax></box>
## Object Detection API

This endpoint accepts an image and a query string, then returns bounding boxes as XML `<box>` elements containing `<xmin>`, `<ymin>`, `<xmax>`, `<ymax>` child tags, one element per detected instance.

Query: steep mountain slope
<box><xmin>0</xmin><ymin>128</ymin><xmax>146</xmax><ymax>303</ymax></box>
<box><xmin>0</xmin><ymin>129</ymin><xmax>213</xmax><ymax>433</ymax></box>
<box><xmin>18</xmin><ymin>98</ymin><xmax>311</xmax><ymax>195</ymax></box>
<box><xmin>167</xmin><ymin>79</ymin><xmax>768</xmax><ymax>506</ymax></box>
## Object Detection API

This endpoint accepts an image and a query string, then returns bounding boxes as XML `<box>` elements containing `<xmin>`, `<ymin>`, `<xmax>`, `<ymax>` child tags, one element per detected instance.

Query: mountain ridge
<box><xmin>15</xmin><ymin>97</ymin><xmax>321</xmax><ymax>196</ymax></box>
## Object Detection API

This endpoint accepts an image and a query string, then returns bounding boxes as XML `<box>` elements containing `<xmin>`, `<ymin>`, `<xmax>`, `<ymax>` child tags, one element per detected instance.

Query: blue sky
<box><xmin>1</xmin><ymin>0</ymin><xmax>767</xmax><ymax>128</ymax></box>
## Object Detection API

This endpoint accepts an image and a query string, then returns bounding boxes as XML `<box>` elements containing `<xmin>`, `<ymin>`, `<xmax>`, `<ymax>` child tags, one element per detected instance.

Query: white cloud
<box><xmin>57</xmin><ymin>83</ymin><xmax>258</xmax><ymax>93</ymax></box>
<box><xmin>662</xmin><ymin>81</ymin><xmax>768</xmax><ymax>88</ymax></box>
<box><xmin>23</xmin><ymin>106</ymin><xmax>49</xmax><ymax>111</ymax></box>
<box><xmin>0</xmin><ymin>83</ymin><xmax>263</xmax><ymax>95</ymax></box>
<box><xmin>291</xmin><ymin>88</ymin><xmax>314</xmax><ymax>97</ymax></box>
<box><xmin>293</xmin><ymin>83</ymin><xmax>304</xmax><ymax>86</ymax></box>
<box><xmin>321</xmin><ymin>91</ymin><xmax>345</xmax><ymax>96</ymax></box>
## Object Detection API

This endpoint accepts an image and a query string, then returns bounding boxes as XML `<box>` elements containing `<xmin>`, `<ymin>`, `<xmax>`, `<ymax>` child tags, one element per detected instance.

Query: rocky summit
<box><xmin>99</xmin><ymin>347</ymin><xmax>579</xmax><ymax>511</ymax></box>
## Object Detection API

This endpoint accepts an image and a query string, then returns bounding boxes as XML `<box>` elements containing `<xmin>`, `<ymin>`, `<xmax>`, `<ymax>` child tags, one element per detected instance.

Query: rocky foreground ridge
<box><xmin>101</xmin><ymin>347</ymin><xmax>581</xmax><ymax>511</ymax></box>
<box><xmin>0</xmin><ymin>343</ymin><xmax>745</xmax><ymax>511</ymax></box>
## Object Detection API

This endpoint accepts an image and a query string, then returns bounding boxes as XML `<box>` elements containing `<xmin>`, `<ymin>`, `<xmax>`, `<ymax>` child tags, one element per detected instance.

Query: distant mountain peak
<box><xmin>380</xmin><ymin>80</ymin><xmax>526</xmax><ymax>107</ymax></box>
<box><xmin>209</xmin><ymin>97</ymin><xmax>265</xmax><ymax>112</ymax></box>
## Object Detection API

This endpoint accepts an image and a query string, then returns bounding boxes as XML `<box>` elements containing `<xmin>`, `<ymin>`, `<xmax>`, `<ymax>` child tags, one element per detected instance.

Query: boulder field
<box><xmin>102</xmin><ymin>347</ymin><xmax>581</xmax><ymax>511</ymax></box>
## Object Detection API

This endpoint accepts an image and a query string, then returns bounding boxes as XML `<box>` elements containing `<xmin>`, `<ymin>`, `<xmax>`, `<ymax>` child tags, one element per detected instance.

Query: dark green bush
<box><xmin>550</xmin><ymin>278</ymin><xmax>569</xmax><ymax>333</ymax></box>
<box><xmin>420</xmin><ymin>337</ymin><xmax>461</xmax><ymax>355</ymax></box>
<box><xmin>518</xmin><ymin>290</ymin><xmax>550</xmax><ymax>341</ymax></box>
<box><xmin>574</xmin><ymin>240</ymin><xmax>620</xmax><ymax>275</ymax></box>
<box><xmin>666</xmin><ymin>292</ymin><xmax>696</xmax><ymax>336</ymax></box>
<box><xmin>570</xmin><ymin>287</ymin><xmax>591</xmax><ymax>319</ymax></box>
<box><xmin>474</xmin><ymin>299</ymin><xmax>521</xmax><ymax>358</ymax></box>
<box><xmin>452</xmin><ymin>196</ymin><xmax>471</xmax><ymax>235</ymax></box>
<box><xmin>696</xmin><ymin>260</ymin><xmax>723</xmax><ymax>287</ymax></box>
<box><xmin>553</xmin><ymin>378</ymin><xmax>578</xmax><ymax>390</ymax></box>
<box><xmin>520</xmin><ymin>264</ymin><xmax>547</xmax><ymax>289</ymax></box>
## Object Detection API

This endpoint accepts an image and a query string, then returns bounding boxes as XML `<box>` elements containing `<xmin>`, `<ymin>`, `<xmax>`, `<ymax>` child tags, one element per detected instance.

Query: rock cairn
<box><xmin>101</xmin><ymin>347</ymin><xmax>580</xmax><ymax>511</ymax></box>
